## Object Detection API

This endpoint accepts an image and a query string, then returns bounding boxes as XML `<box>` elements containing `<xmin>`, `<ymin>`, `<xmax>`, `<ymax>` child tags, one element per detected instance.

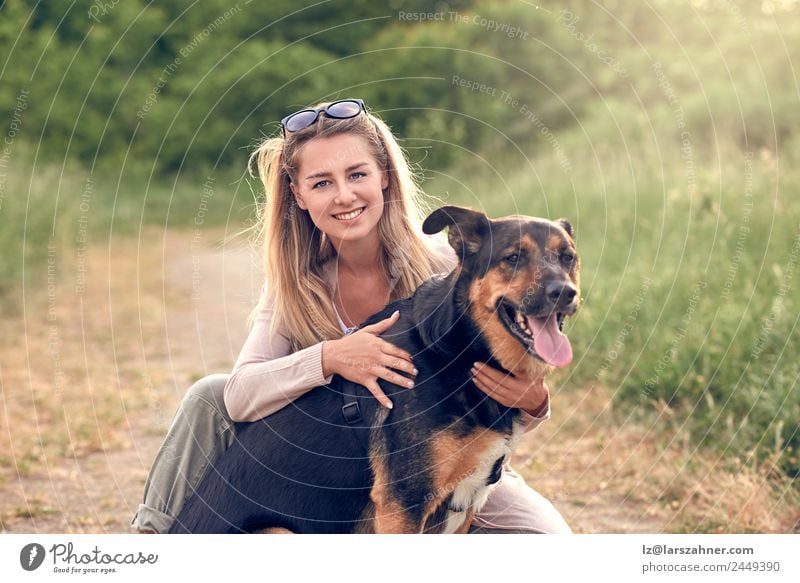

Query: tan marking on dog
<box><xmin>366</xmin><ymin>408</ymin><xmax>421</xmax><ymax>533</ymax></box>
<box><xmin>547</xmin><ymin>232</ymin><xmax>581</xmax><ymax>291</ymax></box>
<box><xmin>548</xmin><ymin>228</ymin><xmax>579</xmax><ymax>260</ymax></box>
<box><xmin>454</xmin><ymin>510</ymin><xmax>475</xmax><ymax>534</ymax></box>
<box><xmin>521</xmin><ymin>234</ymin><xmax>538</xmax><ymax>255</ymax></box>
<box><xmin>547</xmin><ymin>233</ymin><xmax>564</xmax><ymax>254</ymax></box>
<box><xmin>428</xmin><ymin>431</ymin><xmax>496</xmax><ymax>497</ymax></box>
<box><xmin>448</xmin><ymin>225</ymin><xmax>481</xmax><ymax>254</ymax></box>
<box><xmin>566</xmin><ymin>244</ymin><xmax>581</xmax><ymax>290</ymax></box>
<box><xmin>468</xmin><ymin>268</ymin><xmax>548</xmax><ymax>380</ymax></box>
<box><xmin>369</xmin><ymin>453</ymin><xmax>420</xmax><ymax>533</ymax></box>
<box><xmin>501</xmin><ymin>233</ymin><xmax>535</xmax><ymax>257</ymax></box>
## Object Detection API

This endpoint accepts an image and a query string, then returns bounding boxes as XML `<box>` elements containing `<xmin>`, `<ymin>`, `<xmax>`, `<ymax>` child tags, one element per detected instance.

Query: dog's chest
<box><xmin>441</xmin><ymin>418</ymin><xmax>526</xmax><ymax>533</ymax></box>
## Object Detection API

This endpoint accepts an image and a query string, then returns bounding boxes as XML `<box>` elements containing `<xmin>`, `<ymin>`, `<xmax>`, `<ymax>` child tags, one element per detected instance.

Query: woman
<box><xmin>132</xmin><ymin>98</ymin><xmax>571</xmax><ymax>534</ymax></box>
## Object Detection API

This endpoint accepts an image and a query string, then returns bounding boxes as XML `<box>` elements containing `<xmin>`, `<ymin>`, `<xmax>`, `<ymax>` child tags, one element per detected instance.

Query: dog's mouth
<box><xmin>497</xmin><ymin>299</ymin><xmax>573</xmax><ymax>368</ymax></box>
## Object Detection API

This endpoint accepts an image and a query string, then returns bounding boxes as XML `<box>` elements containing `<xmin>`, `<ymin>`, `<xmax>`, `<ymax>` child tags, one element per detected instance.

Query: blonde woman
<box><xmin>132</xmin><ymin>99</ymin><xmax>571</xmax><ymax>534</ymax></box>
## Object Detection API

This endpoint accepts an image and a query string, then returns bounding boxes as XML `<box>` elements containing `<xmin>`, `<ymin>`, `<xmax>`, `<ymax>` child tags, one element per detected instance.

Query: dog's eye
<box><xmin>561</xmin><ymin>252</ymin><xmax>575</xmax><ymax>265</ymax></box>
<box><xmin>504</xmin><ymin>253</ymin><xmax>520</xmax><ymax>264</ymax></box>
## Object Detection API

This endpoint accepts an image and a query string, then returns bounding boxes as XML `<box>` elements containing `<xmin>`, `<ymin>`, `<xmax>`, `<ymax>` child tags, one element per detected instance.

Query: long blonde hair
<box><xmin>248</xmin><ymin>101</ymin><xmax>450</xmax><ymax>351</ymax></box>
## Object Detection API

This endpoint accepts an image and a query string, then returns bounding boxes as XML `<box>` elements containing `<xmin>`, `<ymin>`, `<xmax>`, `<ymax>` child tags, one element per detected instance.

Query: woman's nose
<box><xmin>334</xmin><ymin>185</ymin><xmax>357</xmax><ymax>204</ymax></box>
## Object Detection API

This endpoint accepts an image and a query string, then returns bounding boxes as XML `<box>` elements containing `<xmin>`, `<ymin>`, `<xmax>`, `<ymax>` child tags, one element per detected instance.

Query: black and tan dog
<box><xmin>169</xmin><ymin>205</ymin><xmax>580</xmax><ymax>534</ymax></box>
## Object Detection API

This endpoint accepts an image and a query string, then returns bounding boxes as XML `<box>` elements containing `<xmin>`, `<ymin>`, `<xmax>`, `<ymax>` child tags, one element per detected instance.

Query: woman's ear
<box><xmin>290</xmin><ymin>181</ymin><xmax>307</xmax><ymax>210</ymax></box>
<box><xmin>381</xmin><ymin>169</ymin><xmax>389</xmax><ymax>191</ymax></box>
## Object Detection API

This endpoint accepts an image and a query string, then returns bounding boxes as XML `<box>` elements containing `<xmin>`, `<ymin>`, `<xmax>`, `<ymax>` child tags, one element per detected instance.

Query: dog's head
<box><xmin>422</xmin><ymin>205</ymin><xmax>580</xmax><ymax>379</ymax></box>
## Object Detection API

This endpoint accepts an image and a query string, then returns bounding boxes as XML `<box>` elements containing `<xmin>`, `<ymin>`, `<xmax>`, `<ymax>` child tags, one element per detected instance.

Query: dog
<box><xmin>169</xmin><ymin>205</ymin><xmax>580</xmax><ymax>534</ymax></box>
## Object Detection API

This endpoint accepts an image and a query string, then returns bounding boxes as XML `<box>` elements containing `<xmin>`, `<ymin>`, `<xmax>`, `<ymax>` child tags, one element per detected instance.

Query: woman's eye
<box><xmin>350</xmin><ymin>172</ymin><xmax>366</xmax><ymax>180</ymax></box>
<box><xmin>312</xmin><ymin>180</ymin><xmax>331</xmax><ymax>189</ymax></box>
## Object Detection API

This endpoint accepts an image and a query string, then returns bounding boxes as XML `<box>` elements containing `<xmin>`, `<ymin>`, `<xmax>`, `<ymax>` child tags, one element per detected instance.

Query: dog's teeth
<box><xmin>515</xmin><ymin>311</ymin><xmax>533</xmax><ymax>337</ymax></box>
<box><xmin>508</xmin><ymin>307</ymin><xmax>534</xmax><ymax>339</ymax></box>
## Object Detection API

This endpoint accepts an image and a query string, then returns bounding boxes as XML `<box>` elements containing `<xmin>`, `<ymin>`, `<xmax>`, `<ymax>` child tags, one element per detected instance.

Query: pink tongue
<box><xmin>527</xmin><ymin>314</ymin><xmax>573</xmax><ymax>368</ymax></box>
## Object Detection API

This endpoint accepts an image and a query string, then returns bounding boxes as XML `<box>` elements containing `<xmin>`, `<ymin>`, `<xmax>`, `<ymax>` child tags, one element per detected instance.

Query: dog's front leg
<box><xmin>452</xmin><ymin>510</ymin><xmax>475</xmax><ymax>534</ymax></box>
<box><xmin>372</xmin><ymin>502</ymin><xmax>424</xmax><ymax>533</ymax></box>
<box><xmin>369</xmin><ymin>457</ymin><xmax>428</xmax><ymax>533</ymax></box>
<box><xmin>370</xmin><ymin>486</ymin><xmax>427</xmax><ymax>533</ymax></box>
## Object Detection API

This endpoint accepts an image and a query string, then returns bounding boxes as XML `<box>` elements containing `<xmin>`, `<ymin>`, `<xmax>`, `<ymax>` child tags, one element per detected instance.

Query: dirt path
<box><xmin>1</xmin><ymin>229</ymin><xmax>795</xmax><ymax>533</ymax></box>
<box><xmin>0</xmin><ymin>228</ymin><xmax>260</xmax><ymax>533</ymax></box>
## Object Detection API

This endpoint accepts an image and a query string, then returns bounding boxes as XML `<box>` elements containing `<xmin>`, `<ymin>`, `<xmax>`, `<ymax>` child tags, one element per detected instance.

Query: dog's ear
<box><xmin>422</xmin><ymin>205</ymin><xmax>490</xmax><ymax>255</ymax></box>
<box><xmin>557</xmin><ymin>218</ymin><xmax>574</xmax><ymax>238</ymax></box>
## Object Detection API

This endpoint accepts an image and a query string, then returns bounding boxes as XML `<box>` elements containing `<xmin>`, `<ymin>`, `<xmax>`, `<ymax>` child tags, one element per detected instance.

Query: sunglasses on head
<box><xmin>280</xmin><ymin>98</ymin><xmax>366</xmax><ymax>136</ymax></box>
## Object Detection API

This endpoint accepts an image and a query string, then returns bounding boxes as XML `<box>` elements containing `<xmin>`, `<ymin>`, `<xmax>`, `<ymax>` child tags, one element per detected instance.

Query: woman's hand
<box><xmin>322</xmin><ymin>310</ymin><xmax>417</xmax><ymax>409</ymax></box>
<box><xmin>470</xmin><ymin>361</ymin><xmax>549</xmax><ymax>416</ymax></box>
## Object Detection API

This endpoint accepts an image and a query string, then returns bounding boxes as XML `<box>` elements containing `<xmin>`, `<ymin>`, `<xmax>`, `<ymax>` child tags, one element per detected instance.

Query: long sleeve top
<box><xmin>222</xmin><ymin>234</ymin><xmax>551</xmax><ymax>430</ymax></box>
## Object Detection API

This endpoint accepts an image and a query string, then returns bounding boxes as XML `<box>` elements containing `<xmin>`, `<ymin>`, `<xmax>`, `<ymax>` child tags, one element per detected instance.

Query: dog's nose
<box><xmin>546</xmin><ymin>282</ymin><xmax>577</xmax><ymax>306</ymax></box>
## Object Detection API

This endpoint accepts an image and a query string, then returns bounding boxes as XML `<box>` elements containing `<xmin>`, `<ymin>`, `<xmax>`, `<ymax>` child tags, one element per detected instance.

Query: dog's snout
<box><xmin>546</xmin><ymin>282</ymin><xmax>577</xmax><ymax>306</ymax></box>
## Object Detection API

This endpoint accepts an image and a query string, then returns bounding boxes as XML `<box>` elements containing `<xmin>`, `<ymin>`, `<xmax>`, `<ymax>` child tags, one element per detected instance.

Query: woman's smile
<box><xmin>332</xmin><ymin>206</ymin><xmax>366</xmax><ymax>221</ymax></box>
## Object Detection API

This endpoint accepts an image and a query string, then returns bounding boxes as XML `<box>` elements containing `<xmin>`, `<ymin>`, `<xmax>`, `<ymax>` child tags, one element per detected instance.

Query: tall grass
<box><xmin>0</xmin><ymin>152</ymin><xmax>248</xmax><ymax>303</ymax></box>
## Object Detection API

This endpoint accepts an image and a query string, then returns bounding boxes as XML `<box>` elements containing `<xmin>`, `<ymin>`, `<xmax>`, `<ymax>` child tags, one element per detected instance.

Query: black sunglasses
<box><xmin>280</xmin><ymin>98</ymin><xmax>366</xmax><ymax>135</ymax></box>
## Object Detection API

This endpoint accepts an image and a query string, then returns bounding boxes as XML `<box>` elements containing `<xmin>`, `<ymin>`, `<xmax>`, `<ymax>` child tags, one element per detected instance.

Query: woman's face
<box><xmin>290</xmin><ymin>134</ymin><xmax>388</xmax><ymax>248</ymax></box>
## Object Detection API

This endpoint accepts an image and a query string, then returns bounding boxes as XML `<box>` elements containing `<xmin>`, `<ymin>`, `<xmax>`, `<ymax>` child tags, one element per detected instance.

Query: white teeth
<box><xmin>515</xmin><ymin>310</ymin><xmax>533</xmax><ymax>337</ymax></box>
<box><xmin>333</xmin><ymin>207</ymin><xmax>364</xmax><ymax>220</ymax></box>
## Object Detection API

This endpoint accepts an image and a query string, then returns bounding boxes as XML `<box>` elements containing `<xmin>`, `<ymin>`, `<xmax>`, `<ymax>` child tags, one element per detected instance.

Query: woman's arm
<box><xmin>223</xmin><ymin>289</ymin><xmax>333</xmax><ymax>422</ymax></box>
<box><xmin>471</xmin><ymin>361</ymin><xmax>552</xmax><ymax>434</ymax></box>
<box><xmin>518</xmin><ymin>394</ymin><xmax>551</xmax><ymax>433</ymax></box>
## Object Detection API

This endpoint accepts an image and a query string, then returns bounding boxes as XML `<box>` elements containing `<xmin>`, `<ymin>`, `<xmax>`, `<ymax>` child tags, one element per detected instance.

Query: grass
<box><xmin>0</xmin><ymin>148</ymin><xmax>250</xmax><ymax>302</ymax></box>
<box><xmin>523</xmin><ymin>385</ymin><xmax>800</xmax><ymax>533</ymax></box>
